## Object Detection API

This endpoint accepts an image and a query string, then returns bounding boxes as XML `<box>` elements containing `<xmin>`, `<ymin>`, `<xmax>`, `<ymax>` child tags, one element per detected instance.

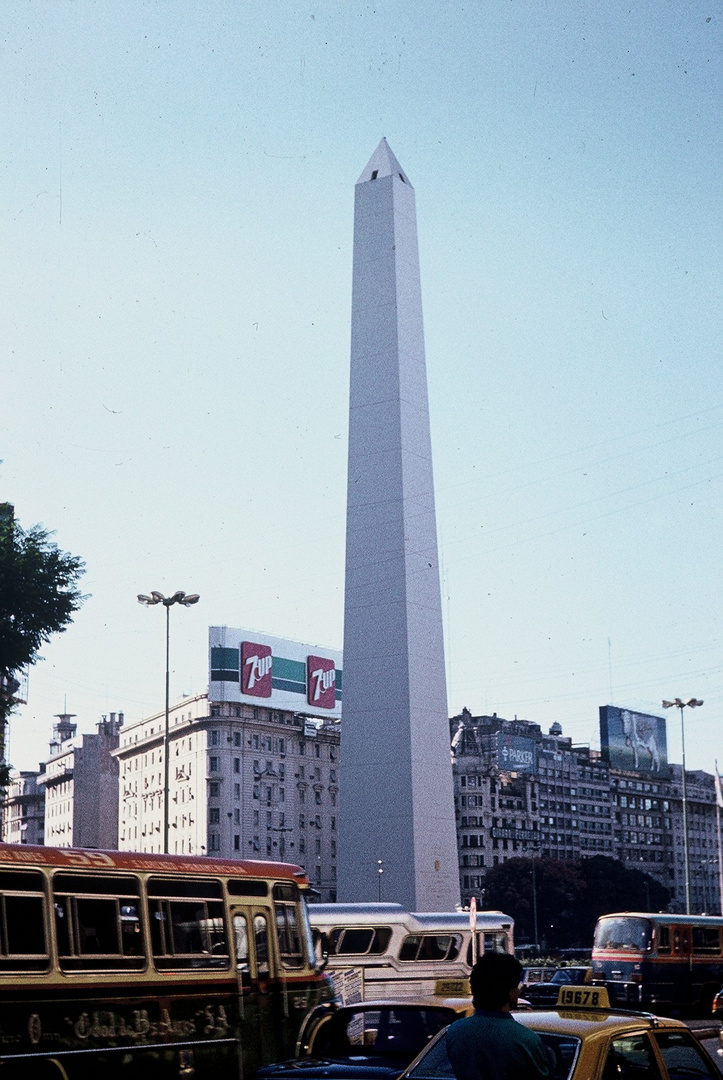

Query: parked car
<box><xmin>524</xmin><ymin>966</ymin><xmax>591</xmax><ymax>1007</ymax></box>
<box><xmin>397</xmin><ymin>989</ymin><xmax>722</xmax><ymax>1080</ymax></box>
<box><xmin>253</xmin><ymin>999</ymin><xmax>474</xmax><ymax>1080</ymax></box>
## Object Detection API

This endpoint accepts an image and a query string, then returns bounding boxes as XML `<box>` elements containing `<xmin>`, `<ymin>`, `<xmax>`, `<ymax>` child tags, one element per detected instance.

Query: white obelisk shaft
<box><xmin>338</xmin><ymin>140</ymin><xmax>460</xmax><ymax>911</ymax></box>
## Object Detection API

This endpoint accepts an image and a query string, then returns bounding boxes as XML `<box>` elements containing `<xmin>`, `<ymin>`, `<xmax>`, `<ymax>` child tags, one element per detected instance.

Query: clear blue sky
<box><xmin>2</xmin><ymin>1</ymin><xmax>720</xmax><ymax>775</ymax></box>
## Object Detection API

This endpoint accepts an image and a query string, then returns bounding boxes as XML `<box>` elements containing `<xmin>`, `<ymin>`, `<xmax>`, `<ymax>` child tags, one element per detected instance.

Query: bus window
<box><xmin>0</xmin><ymin>871</ymin><xmax>48</xmax><ymax>971</ymax></box>
<box><xmin>147</xmin><ymin>877</ymin><xmax>229</xmax><ymax>970</ymax></box>
<box><xmin>254</xmin><ymin>914</ymin><xmax>270</xmax><ymax>980</ymax></box>
<box><xmin>483</xmin><ymin>932</ymin><xmax>507</xmax><ymax>955</ymax></box>
<box><xmin>594</xmin><ymin>917</ymin><xmax>653</xmax><ymax>952</ymax></box>
<box><xmin>228</xmin><ymin>880</ymin><xmax>269</xmax><ymax>897</ymax></box>
<box><xmin>273</xmin><ymin>883</ymin><xmax>303</xmax><ymax>969</ymax></box>
<box><xmin>692</xmin><ymin>927</ymin><xmax>721</xmax><ymax>955</ymax></box>
<box><xmin>399</xmin><ymin>935</ymin><xmax>462</xmax><ymax>962</ymax></box>
<box><xmin>656</xmin><ymin>926</ymin><xmax>671</xmax><ymax>954</ymax></box>
<box><xmin>233</xmin><ymin>912</ymin><xmax>251</xmax><ymax>987</ymax></box>
<box><xmin>673</xmin><ymin>928</ymin><xmax>690</xmax><ymax>955</ymax></box>
<box><xmin>52</xmin><ymin>874</ymin><xmax>145</xmax><ymax>971</ymax></box>
<box><xmin>330</xmin><ymin>928</ymin><xmax>376</xmax><ymax>954</ymax></box>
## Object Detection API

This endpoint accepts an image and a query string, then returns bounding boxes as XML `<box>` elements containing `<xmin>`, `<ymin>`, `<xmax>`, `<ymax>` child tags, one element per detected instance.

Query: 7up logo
<box><xmin>307</xmin><ymin>655</ymin><xmax>336</xmax><ymax>710</ymax></box>
<box><xmin>241</xmin><ymin>642</ymin><xmax>272</xmax><ymax>698</ymax></box>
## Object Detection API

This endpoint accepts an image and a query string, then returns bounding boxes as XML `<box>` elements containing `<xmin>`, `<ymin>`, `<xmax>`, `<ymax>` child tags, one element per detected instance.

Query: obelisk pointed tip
<box><xmin>357</xmin><ymin>138</ymin><xmax>413</xmax><ymax>188</ymax></box>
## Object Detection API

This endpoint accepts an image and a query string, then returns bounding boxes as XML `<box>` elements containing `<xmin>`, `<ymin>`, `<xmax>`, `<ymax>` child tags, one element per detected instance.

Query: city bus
<box><xmin>0</xmin><ymin>843</ymin><xmax>335</xmax><ymax>1079</ymax></box>
<box><xmin>308</xmin><ymin>902</ymin><xmax>514</xmax><ymax>1001</ymax></box>
<box><xmin>592</xmin><ymin>911</ymin><xmax>723</xmax><ymax>1014</ymax></box>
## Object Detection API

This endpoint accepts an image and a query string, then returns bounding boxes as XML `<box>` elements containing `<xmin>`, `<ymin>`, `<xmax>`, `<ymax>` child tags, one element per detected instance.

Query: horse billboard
<box><xmin>599</xmin><ymin>705</ymin><xmax>669</xmax><ymax>775</ymax></box>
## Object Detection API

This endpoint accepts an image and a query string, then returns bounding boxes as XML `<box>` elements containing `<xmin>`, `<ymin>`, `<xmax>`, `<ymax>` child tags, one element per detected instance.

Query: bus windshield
<box><xmin>594</xmin><ymin>917</ymin><xmax>653</xmax><ymax>952</ymax></box>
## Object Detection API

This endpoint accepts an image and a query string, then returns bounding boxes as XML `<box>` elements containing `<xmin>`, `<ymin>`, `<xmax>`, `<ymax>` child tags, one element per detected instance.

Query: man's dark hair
<box><xmin>470</xmin><ymin>952</ymin><xmax>523</xmax><ymax>1010</ymax></box>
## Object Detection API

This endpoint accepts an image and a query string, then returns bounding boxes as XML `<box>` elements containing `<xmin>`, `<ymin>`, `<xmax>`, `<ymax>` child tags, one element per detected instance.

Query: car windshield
<box><xmin>550</xmin><ymin>969</ymin><xmax>586</xmax><ymax>985</ymax></box>
<box><xmin>594</xmin><ymin>917</ymin><xmax>653</xmax><ymax>952</ymax></box>
<box><xmin>314</xmin><ymin>1007</ymin><xmax>457</xmax><ymax>1059</ymax></box>
<box><xmin>406</xmin><ymin>1030</ymin><xmax>580</xmax><ymax>1080</ymax></box>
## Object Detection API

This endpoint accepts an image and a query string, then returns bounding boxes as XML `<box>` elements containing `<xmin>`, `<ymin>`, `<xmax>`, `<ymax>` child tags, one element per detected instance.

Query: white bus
<box><xmin>309</xmin><ymin>902</ymin><xmax>514</xmax><ymax>1002</ymax></box>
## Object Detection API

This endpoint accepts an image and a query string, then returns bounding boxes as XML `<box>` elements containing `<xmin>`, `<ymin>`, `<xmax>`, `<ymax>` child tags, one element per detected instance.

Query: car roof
<box><xmin>513</xmin><ymin>1008</ymin><xmax>689</xmax><ymax>1038</ymax></box>
<box><xmin>332</xmin><ymin>998</ymin><xmax>472</xmax><ymax>1011</ymax></box>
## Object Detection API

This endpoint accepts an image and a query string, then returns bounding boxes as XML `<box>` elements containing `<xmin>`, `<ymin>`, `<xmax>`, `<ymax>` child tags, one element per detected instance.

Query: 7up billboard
<box><xmin>209</xmin><ymin>627</ymin><xmax>342</xmax><ymax>719</ymax></box>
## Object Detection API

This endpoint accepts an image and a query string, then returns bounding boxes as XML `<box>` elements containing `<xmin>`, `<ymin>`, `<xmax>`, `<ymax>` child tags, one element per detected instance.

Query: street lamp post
<box><xmin>138</xmin><ymin>590</ymin><xmax>200</xmax><ymax>854</ymax></box>
<box><xmin>662</xmin><ymin>698</ymin><xmax>703</xmax><ymax>915</ymax></box>
<box><xmin>377</xmin><ymin>859</ymin><xmax>384</xmax><ymax>902</ymax></box>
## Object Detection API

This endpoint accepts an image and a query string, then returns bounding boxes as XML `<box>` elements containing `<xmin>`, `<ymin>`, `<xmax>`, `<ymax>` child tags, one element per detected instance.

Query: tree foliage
<box><xmin>0</xmin><ymin>513</ymin><xmax>86</xmax><ymax>742</ymax></box>
<box><xmin>483</xmin><ymin>855</ymin><xmax>670</xmax><ymax>951</ymax></box>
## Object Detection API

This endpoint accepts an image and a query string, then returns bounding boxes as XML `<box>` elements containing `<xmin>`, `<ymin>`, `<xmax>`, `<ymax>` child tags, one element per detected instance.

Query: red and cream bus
<box><xmin>592</xmin><ymin>911</ymin><xmax>723</xmax><ymax>1014</ymax></box>
<box><xmin>0</xmin><ymin>843</ymin><xmax>335</xmax><ymax>1078</ymax></box>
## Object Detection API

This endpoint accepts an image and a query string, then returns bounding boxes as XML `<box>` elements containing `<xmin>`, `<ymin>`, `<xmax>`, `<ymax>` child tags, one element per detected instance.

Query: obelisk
<box><xmin>338</xmin><ymin>140</ymin><xmax>460</xmax><ymax>911</ymax></box>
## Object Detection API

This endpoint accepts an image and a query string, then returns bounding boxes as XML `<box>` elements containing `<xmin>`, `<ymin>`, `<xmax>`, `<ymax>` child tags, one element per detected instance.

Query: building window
<box><xmin>234</xmin><ymin>732</ymin><xmax>241</xmax><ymax>747</ymax></box>
<box><xmin>209</xmin><ymin>808</ymin><xmax>220</xmax><ymax>824</ymax></box>
<box><xmin>234</xmin><ymin>835</ymin><xmax>240</xmax><ymax>850</ymax></box>
<box><xmin>209</xmin><ymin>781</ymin><xmax>220</xmax><ymax>797</ymax></box>
<box><xmin>234</xmin><ymin>758</ymin><xmax>241</xmax><ymax>774</ymax></box>
<box><xmin>208</xmin><ymin>834</ymin><xmax>220</xmax><ymax>851</ymax></box>
<box><xmin>234</xmin><ymin>783</ymin><xmax>240</xmax><ymax>799</ymax></box>
<box><xmin>211</xmin><ymin>705</ymin><xmax>220</xmax><ymax>717</ymax></box>
<box><xmin>209</xmin><ymin>757</ymin><xmax>220</xmax><ymax>772</ymax></box>
<box><xmin>209</xmin><ymin>730</ymin><xmax>220</xmax><ymax>746</ymax></box>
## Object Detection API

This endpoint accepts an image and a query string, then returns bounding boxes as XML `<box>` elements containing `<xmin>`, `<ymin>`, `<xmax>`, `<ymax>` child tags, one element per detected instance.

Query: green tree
<box><xmin>482</xmin><ymin>854</ymin><xmax>670</xmax><ymax>952</ymax></box>
<box><xmin>0</xmin><ymin>505</ymin><xmax>86</xmax><ymax>784</ymax></box>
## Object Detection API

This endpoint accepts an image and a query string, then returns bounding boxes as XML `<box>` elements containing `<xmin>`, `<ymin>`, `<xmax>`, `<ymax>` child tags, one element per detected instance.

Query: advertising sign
<box><xmin>240</xmin><ymin>641</ymin><xmax>272</xmax><ymax>698</ymax></box>
<box><xmin>599</xmin><ymin>705</ymin><xmax>669</xmax><ymax>775</ymax></box>
<box><xmin>497</xmin><ymin>733</ymin><xmax>536</xmax><ymax>774</ymax></box>
<box><xmin>307</xmin><ymin>655</ymin><xmax>336</xmax><ymax>709</ymax></box>
<box><xmin>209</xmin><ymin>627</ymin><xmax>342</xmax><ymax>719</ymax></box>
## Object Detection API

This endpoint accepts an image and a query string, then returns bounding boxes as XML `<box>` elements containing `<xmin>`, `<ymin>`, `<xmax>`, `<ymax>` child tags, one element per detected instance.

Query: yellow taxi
<box><xmin>397</xmin><ymin>987</ymin><xmax>722</xmax><ymax>1080</ymax></box>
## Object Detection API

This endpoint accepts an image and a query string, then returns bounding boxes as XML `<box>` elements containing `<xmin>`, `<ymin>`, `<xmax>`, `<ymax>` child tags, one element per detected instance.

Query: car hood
<box><xmin>255</xmin><ymin>1059</ymin><xmax>404</xmax><ymax>1080</ymax></box>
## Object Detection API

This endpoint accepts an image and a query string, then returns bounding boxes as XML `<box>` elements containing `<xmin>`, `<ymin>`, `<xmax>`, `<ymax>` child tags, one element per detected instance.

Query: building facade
<box><xmin>1</xmin><ymin>769</ymin><xmax>45</xmax><ymax>845</ymax></box>
<box><xmin>40</xmin><ymin>712</ymin><xmax>123</xmax><ymax>849</ymax></box>
<box><xmin>450</xmin><ymin>708</ymin><xmax>719</xmax><ymax>915</ymax></box>
<box><xmin>114</xmin><ymin>693</ymin><xmax>341</xmax><ymax>901</ymax></box>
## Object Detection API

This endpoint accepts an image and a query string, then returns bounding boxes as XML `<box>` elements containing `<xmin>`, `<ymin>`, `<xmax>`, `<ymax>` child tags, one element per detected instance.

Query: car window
<box><xmin>653</xmin><ymin>1031</ymin><xmax>719</xmax><ymax>1079</ymax></box>
<box><xmin>406</xmin><ymin>1031</ymin><xmax>580</xmax><ymax>1080</ymax></box>
<box><xmin>602</xmin><ymin>1034</ymin><xmax>663</xmax><ymax>1080</ymax></box>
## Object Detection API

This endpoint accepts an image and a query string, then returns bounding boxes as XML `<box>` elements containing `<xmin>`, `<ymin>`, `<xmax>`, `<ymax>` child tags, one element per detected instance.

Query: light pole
<box><xmin>377</xmin><ymin>859</ymin><xmax>384</xmax><ymax>902</ymax></box>
<box><xmin>138</xmin><ymin>590</ymin><xmax>200</xmax><ymax>854</ymax></box>
<box><xmin>662</xmin><ymin>698</ymin><xmax>703</xmax><ymax>915</ymax></box>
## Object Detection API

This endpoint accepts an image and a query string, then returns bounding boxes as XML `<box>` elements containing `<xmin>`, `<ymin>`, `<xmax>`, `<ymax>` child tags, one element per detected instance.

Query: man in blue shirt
<box><xmin>446</xmin><ymin>952</ymin><xmax>550</xmax><ymax>1080</ymax></box>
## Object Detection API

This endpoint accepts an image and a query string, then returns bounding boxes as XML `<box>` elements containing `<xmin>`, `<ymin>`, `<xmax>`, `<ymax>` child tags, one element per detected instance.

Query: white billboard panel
<box><xmin>209</xmin><ymin>627</ymin><xmax>342</xmax><ymax>719</ymax></box>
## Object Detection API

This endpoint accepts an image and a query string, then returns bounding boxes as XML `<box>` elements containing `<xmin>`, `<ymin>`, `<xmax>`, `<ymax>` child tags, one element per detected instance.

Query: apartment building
<box><xmin>450</xmin><ymin>708</ymin><xmax>719</xmax><ymax>913</ymax></box>
<box><xmin>113</xmin><ymin>693</ymin><xmax>340</xmax><ymax>900</ymax></box>
<box><xmin>39</xmin><ymin>712</ymin><xmax>123</xmax><ymax>849</ymax></box>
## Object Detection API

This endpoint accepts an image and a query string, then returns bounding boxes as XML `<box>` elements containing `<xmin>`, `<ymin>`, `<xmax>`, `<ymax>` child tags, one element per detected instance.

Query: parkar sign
<box><xmin>497</xmin><ymin>733</ymin><xmax>537</xmax><ymax>774</ymax></box>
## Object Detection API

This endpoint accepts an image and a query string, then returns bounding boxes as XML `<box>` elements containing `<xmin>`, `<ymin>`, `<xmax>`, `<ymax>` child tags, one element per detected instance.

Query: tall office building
<box><xmin>338</xmin><ymin>140</ymin><xmax>459</xmax><ymax>910</ymax></box>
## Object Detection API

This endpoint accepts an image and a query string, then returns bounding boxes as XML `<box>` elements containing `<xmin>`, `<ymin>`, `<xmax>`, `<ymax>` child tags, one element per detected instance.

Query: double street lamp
<box><xmin>138</xmin><ymin>590</ymin><xmax>200</xmax><ymax>854</ymax></box>
<box><xmin>662</xmin><ymin>698</ymin><xmax>704</xmax><ymax>915</ymax></box>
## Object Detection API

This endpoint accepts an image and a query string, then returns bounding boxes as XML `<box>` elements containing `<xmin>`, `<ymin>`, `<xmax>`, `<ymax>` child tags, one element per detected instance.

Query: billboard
<box><xmin>599</xmin><ymin>705</ymin><xmax>669</xmax><ymax>775</ymax></box>
<box><xmin>209</xmin><ymin>627</ymin><xmax>342</xmax><ymax>719</ymax></box>
<box><xmin>497</xmin><ymin>733</ymin><xmax>537</xmax><ymax>774</ymax></box>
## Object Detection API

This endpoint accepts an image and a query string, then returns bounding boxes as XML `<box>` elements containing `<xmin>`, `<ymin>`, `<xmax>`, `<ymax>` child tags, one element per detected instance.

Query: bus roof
<box><xmin>308</xmin><ymin>902</ymin><xmax>512</xmax><ymax>929</ymax></box>
<box><xmin>0</xmin><ymin>842</ymin><xmax>307</xmax><ymax>882</ymax></box>
<box><xmin>597</xmin><ymin>912</ymin><xmax>723</xmax><ymax>925</ymax></box>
